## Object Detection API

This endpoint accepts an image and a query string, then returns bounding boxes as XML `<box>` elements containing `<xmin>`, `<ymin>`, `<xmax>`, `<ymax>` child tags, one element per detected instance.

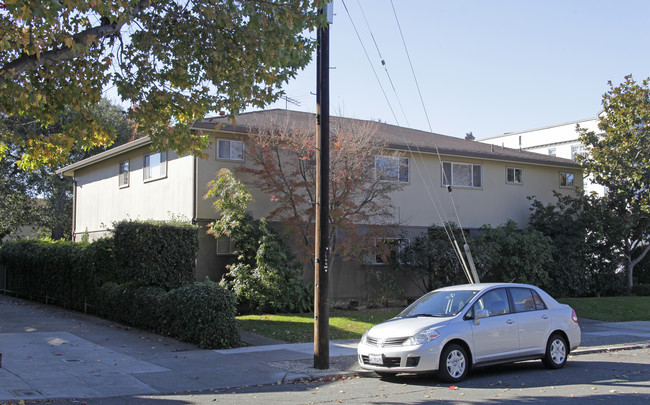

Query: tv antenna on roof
<box><xmin>280</xmin><ymin>95</ymin><xmax>300</xmax><ymax>109</ymax></box>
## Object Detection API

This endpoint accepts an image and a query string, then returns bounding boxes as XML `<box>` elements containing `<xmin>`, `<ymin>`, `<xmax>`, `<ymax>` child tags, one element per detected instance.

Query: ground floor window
<box><xmin>216</xmin><ymin>235</ymin><xmax>236</xmax><ymax>255</ymax></box>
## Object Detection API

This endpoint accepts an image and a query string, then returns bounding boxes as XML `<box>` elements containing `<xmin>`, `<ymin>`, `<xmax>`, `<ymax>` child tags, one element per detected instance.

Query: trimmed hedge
<box><xmin>113</xmin><ymin>220</ymin><xmax>199</xmax><ymax>289</ymax></box>
<box><xmin>161</xmin><ymin>281</ymin><xmax>240</xmax><ymax>348</ymax></box>
<box><xmin>0</xmin><ymin>238</ymin><xmax>115</xmax><ymax>309</ymax></box>
<box><xmin>97</xmin><ymin>282</ymin><xmax>165</xmax><ymax>331</ymax></box>
<box><xmin>97</xmin><ymin>280</ymin><xmax>240</xmax><ymax>349</ymax></box>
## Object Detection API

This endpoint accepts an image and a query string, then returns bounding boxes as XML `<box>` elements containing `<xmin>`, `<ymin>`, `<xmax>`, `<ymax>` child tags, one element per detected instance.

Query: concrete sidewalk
<box><xmin>1</xmin><ymin>294</ymin><xmax>650</xmax><ymax>403</ymax></box>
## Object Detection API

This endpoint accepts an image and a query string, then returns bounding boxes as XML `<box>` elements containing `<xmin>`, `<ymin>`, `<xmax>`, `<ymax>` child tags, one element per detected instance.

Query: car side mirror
<box><xmin>474</xmin><ymin>309</ymin><xmax>489</xmax><ymax>325</ymax></box>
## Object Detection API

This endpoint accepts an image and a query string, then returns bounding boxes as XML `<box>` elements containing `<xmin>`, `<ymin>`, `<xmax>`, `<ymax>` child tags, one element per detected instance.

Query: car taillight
<box><xmin>571</xmin><ymin>309</ymin><xmax>578</xmax><ymax>323</ymax></box>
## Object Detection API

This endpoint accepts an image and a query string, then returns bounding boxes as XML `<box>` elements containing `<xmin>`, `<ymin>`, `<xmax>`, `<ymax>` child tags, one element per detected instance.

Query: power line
<box><xmin>342</xmin><ymin>0</ymin><xmax>474</xmax><ymax>281</ymax></box>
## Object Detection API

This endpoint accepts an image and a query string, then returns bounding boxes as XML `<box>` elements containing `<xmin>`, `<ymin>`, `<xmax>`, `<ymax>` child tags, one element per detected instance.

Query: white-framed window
<box><xmin>560</xmin><ymin>172</ymin><xmax>575</xmax><ymax>188</ymax></box>
<box><xmin>374</xmin><ymin>155</ymin><xmax>409</xmax><ymax>183</ymax></box>
<box><xmin>365</xmin><ymin>238</ymin><xmax>409</xmax><ymax>264</ymax></box>
<box><xmin>118</xmin><ymin>160</ymin><xmax>129</xmax><ymax>188</ymax></box>
<box><xmin>571</xmin><ymin>144</ymin><xmax>587</xmax><ymax>161</ymax></box>
<box><xmin>506</xmin><ymin>167</ymin><xmax>523</xmax><ymax>184</ymax></box>
<box><xmin>442</xmin><ymin>162</ymin><xmax>482</xmax><ymax>188</ymax></box>
<box><xmin>217</xmin><ymin>139</ymin><xmax>245</xmax><ymax>161</ymax></box>
<box><xmin>143</xmin><ymin>151</ymin><xmax>167</xmax><ymax>181</ymax></box>
<box><xmin>548</xmin><ymin>148</ymin><xmax>556</xmax><ymax>157</ymax></box>
<box><xmin>216</xmin><ymin>235</ymin><xmax>236</xmax><ymax>255</ymax></box>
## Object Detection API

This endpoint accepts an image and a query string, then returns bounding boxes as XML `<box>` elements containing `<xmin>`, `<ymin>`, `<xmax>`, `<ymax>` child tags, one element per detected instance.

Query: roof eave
<box><xmin>55</xmin><ymin>136</ymin><xmax>152</xmax><ymax>177</ymax></box>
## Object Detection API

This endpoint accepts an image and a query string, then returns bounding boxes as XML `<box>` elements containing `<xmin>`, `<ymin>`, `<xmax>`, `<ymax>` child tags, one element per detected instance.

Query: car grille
<box><xmin>361</xmin><ymin>355</ymin><xmax>401</xmax><ymax>368</ymax></box>
<box><xmin>366</xmin><ymin>336</ymin><xmax>409</xmax><ymax>347</ymax></box>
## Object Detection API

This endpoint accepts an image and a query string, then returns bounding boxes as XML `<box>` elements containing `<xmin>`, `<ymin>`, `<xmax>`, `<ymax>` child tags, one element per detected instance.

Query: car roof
<box><xmin>434</xmin><ymin>283</ymin><xmax>539</xmax><ymax>293</ymax></box>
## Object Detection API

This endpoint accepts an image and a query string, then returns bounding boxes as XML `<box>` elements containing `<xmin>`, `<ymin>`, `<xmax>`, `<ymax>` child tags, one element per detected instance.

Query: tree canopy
<box><xmin>578</xmin><ymin>75</ymin><xmax>650</xmax><ymax>291</ymax></box>
<box><xmin>239</xmin><ymin>115</ymin><xmax>407</xmax><ymax>265</ymax></box>
<box><xmin>0</xmin><ymin>0</ymin><xmax>321</xmax><ymax>169</ymax></box>
<box><xmin>1</xmin><ymin>99</ymin><xmax>136</xmax><ymax>241</ymax></box>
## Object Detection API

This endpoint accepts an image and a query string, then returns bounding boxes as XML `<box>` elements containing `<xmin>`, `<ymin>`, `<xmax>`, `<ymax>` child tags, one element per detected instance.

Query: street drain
<box><xmin>62</xmin><ymin>358</ymin><xmax>83</xmax><ymax>363</ymax></box>
<box><xmin>10</xmin><ymin>389</ymin><xmax>43</xmax><ymax>397</ymax></box>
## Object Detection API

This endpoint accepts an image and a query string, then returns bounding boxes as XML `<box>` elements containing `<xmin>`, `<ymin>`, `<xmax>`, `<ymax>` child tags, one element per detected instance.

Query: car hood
<box><xmin>367</xmin><ymin>316</ymin><xmax>452</xmax><ymax>338</ymax></box>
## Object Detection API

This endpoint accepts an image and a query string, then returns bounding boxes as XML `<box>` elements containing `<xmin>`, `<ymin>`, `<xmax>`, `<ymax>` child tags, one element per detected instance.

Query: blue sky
<box><xmin>250</xmin><ymin>0</ymin><xmax>650</xmax><ymax>139</ymax></box>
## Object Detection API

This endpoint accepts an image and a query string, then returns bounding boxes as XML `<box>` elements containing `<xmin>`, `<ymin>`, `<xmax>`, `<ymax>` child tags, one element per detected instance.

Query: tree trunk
<box><xmin>626</xmin><ymin>261</ymin><xmax>634</xmax><ymax>293</ymax></box>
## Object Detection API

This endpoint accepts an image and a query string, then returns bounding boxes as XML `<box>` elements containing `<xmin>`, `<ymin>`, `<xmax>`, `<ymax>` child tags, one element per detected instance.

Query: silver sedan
<box><xmin>357</xmin><ymin>283</ymin><xmax>581</xmax><ymax>382</ymax></box>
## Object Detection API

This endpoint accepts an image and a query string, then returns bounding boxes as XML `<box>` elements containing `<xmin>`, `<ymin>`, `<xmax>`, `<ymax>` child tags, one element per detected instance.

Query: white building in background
<box><xmin>479</xmin><ymin>117</ymin><xmax>606</xmax><ymax>196</ymax></box>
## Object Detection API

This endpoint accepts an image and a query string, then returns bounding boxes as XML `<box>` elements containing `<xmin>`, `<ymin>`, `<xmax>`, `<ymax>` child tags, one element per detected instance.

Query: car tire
<box><xmin>438</xmin><ymin>343</ymin><xmax>469</xmax><ymax>383</ymax></box>
<box><xmin>542</xmin><ymin>333</ymin><xmax>568</xmax><ymax>369</ymax></box>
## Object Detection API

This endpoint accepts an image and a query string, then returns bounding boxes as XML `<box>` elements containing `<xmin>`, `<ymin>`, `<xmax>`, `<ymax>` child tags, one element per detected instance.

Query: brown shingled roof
<box><xmin>197</xmin><ymin>109</ymin><xmax>580</xmax><ymax>169</ymax></box>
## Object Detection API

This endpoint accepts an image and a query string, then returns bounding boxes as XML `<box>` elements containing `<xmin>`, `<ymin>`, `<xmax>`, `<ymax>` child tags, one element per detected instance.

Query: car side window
<box><xmin>472</xmin><ymin>288</ymin><xmax>510</xmax><ymax>317</ymax></box>
<box><xmin>531</xmin><ymin>290</ymin><xmax>547</xmax><ymax>310</ymax></box>
<box><xmin>511</xmin><ymin>288</ymin><xmax>547</xmax><ymax>312</ymax></box>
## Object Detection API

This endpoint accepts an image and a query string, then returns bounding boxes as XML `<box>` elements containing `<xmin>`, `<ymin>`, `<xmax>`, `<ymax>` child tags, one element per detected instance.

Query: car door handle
<box><xmin>506</xmin><ymin>319</ymin><xmax>515</xmax><ymax>324</ymax></box>
<box><xmin>541</xmin><ymin>315</ymin><xmax>549</xmax><ymax>320</ymax></box>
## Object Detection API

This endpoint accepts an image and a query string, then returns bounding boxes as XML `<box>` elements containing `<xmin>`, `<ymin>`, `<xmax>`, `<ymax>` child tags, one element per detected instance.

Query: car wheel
<box><xmin>542</xmin><ymin>333</ymin><xmax>568</xmax><ymax>369</ymax></box>
<box><xmin>438</xmin><ymin>343</ymin><xmax>469</xmax><ymax>383</ymax></box>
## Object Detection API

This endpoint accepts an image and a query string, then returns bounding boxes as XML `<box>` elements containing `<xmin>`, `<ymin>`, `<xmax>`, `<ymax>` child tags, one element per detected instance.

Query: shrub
<box><xmin>632</xmin><ymin>283</ymin><xmax>650</xmax><ymax>297</ymax></box>
<box><xmin>161</xmin><ymin>281</ymin><xmax>240</xmax><ymax>349</ymax></box>
<box><xmin>97</xmin><ymin>282</ymin><xmax>165</xmax><ymax>330</ymax></box>
<box><xmin>472</xmin><ymin>220</ymin><xmax>553</xmax><ymax>288</ymax></box>
<box><xmin>391</xmin><ymin>223</ymin><xmax>469</xmax><ymax>295</ymax></box>
<box><xmin>86</xmin><ymin>237</ymin><xmax>118</xmax><ymax>286</ymax></box>
<box><xmin>113</xmin><ymin>220</ymin><xmax>199</xmax><ymax>289</ymax></box>
<box><xmin>0</xmin><ymin>238</ymin><xmax>120</xmax><ymax>309</ymax></box>
<box><xmin>206</xmin><ymin>169</ymin><xmax>311</xmax><ymax>314</ymax></box>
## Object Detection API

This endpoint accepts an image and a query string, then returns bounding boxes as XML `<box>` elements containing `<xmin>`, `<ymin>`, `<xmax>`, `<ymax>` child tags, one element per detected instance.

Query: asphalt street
<box><xmin>1</xmin><ymin>294</ymin><xmax>650</xmax><ymax>404</ymax></box>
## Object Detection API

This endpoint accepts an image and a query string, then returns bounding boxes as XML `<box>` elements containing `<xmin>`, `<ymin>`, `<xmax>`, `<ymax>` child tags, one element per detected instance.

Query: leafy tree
<box><xmin>577</xmin><ymin>75</ymin><xmax>650</xmax><ymax>292</ymax></box>
<box><xmin>1</xmin><ymin>99</ymin><xmax>136</xmax><ymax>240</ymax></box>
<box><xmin>391</xmin><ymin>223</ymin><xmax>469</xmax><ymax>294</ymax></box>
<box><xmin>528</xmin><ymin>193</ymin><xmax>623</xmax><ymax>297</ymax></box>
<box><xmin>205</xmin><ymin>168</ymin><xmax>311</xmax><ymax>313</ymax></box>
<box><xmin>240</xmin><ymin>114</ymin><xmax>407</xmax><ymax>268</ymax></box>
<box><xmin>0</xmin><ymin>0</ymin><xmax>320</xmax><ymax>168</ymax></box>
<box><xmin>473</xmin><ymin>220</ymin><xmax>553</xmax><ymax>288</ymax></box>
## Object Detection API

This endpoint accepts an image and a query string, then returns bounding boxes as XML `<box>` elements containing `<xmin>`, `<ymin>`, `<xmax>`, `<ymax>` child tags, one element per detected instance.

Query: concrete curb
<box><xmin>572</xmin><ymin>343</ymin><xmax>650</xmax><ymax>356</ymax></box>
<box><xmin>280</xmin><ymin>342</ymin><xmax>650</xmax><ymax>384</ymax></box>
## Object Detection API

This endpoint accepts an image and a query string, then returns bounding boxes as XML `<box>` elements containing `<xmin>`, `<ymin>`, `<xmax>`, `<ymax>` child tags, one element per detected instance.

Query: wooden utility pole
<box><xmin>314</xmin><ymin>1</ymin><xmax>331</xmax><ymax>370</ymax></box>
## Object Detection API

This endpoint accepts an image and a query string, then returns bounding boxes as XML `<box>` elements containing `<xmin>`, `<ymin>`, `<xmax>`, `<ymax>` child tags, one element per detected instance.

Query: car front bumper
<box><xmin>357</xmin><ymin>341</ymin><xmax>441</xmax><ymax>373</ymax></box>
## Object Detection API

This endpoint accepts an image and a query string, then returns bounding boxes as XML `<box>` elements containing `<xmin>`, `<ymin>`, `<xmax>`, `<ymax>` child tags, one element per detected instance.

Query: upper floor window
<box><xmin>374</xmin><ymin>155</ymin><xmax>409</xmax><ymax>183</ymax></box>
<box><xmin>571</xmin><ymin>144</ymin><xmax>587</xmax><ymax>161</ymax></box>
<box><xmin>506</xmin><ymin>167</ymin><xmax>523</xmax><ymax>184</ymax></box>
<box><xmin>144</xmin><ymin>151</ymin><xmax>167</xmax><ymax>182</ymax></box>
<box><xmin>560</xmin><ymin>172</ymin><xmax>575</xmax><ymax>188</ymax></box>
<box><xmin>118</xmin><ymin>160</ymin><xmax>129</xmax><ymax>188</ymax></box>
<box><xmin>442</xmin><ymin>162</ymin><xmax>482</xmax><ymax>188</ymax></box>
<box><xmin>217</xmin><ymin>139</ymin><xmax>244</xmax><ymax>161</ymax></box>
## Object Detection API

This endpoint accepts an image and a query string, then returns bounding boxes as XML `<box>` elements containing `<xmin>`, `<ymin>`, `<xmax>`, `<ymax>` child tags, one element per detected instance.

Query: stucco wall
<box><xmin>479</xmin><ymin>118</ymin><xmax>602</xmax><ymax>195</ymax></box>
<box><xmin>73</xmin><ymin>147</ymin><xmax>195</xmax><ymax>240</ymax></box>
<box><xmin>67</xmin><ymin>130</ymin><xmax>583</xmax><ymax>302</ymax></box>
<box><xmin>378</xmin><ymin>152</ymin><xmax>581</xmax><ymax>229</ymax></box>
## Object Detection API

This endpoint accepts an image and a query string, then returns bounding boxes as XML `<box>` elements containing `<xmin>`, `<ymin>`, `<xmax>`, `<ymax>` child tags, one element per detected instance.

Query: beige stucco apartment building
<box><xmin>57</xmin><ymin>110</ymin><xmax>582</xmax><ymax>301</ymax></box>
<box><xmin>479</xmin><ymin>117</ymin><xmax>604</xmax><ymax>196</ymax></box>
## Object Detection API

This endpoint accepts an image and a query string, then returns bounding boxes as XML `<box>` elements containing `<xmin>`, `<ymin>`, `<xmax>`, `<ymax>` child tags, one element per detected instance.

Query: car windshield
<box><xmin>399</xmin><ymin>290</ymin><xmax>479</xmax><ymax>318</ymax></box>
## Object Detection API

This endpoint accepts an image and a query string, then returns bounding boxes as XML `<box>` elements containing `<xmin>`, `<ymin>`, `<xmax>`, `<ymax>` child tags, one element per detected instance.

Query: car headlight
<box><xmin>404</xmin><ymin>328</ymin><xmax>440</xmax><ymax>346</ymax></box>
<box><xmin>360</xmin><ymin>330</ymin><xmax>369</xmax><ymax>345</ymax></box>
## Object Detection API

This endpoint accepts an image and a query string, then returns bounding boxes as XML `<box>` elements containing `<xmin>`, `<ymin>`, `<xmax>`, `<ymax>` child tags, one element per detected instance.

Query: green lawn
<box><xmin>237</xmin><ymin>296</ymin><xmax>650</xmax><ymax>344</ymax></box>
<box><xmin>237</xmin><ymin>307</ymin><xmax>401</xmax><ymax>343</ymax></box>
<box><xmin>558</xmin><ymin>296</ymin><xmax>650</xmax><ymax>322</ymax></box>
